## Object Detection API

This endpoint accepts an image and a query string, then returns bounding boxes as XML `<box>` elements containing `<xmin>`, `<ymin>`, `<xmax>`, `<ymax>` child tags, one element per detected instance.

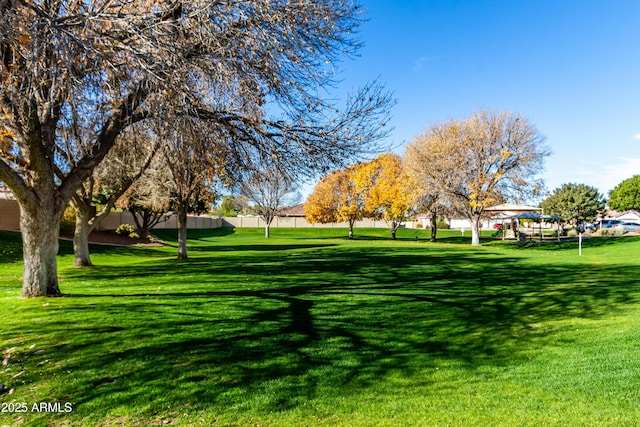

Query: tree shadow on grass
<box><xmin>432</xmin><ymin>236</ymin><xmax>496</xmax><ymax>245</ymax></box>
<box><xmin>0</xmin><ymin>230</ymin><xmax>170</xmax><ymax>264</ymax></box>
<box><xmin>482</xmin><ymin>234</ymin><xmax>640</xmax><ymax>251</ymax></box>
<box><xmin>5</xmin><ymin>241</ymin><xmax>640</xmax><ymax>424</ymax></box>
<box><xmin>173</xmin><ymin>243</ymin><xmax>338</xmax><ymax>253</ymax></box>
<box><xmin>154</xmin><ymin>227</ymin><xmax>237</xmax><ymax>239</ymax></box>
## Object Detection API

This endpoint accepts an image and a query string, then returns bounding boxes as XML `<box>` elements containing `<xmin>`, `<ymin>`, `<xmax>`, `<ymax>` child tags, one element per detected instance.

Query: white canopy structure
<box><xmin>507</xmin><ymin>211</ymin><xmax>562</xmax><ymax>241</ymax></box>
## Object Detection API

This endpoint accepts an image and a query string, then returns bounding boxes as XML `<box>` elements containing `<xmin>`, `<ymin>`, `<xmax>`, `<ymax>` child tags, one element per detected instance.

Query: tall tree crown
<box><xmin>608</xmin><ymin>175</ymin><xmax>640</xmax><ymax>212</ymax></box>
<box><xmin>405</xmin><ymin>110</ymin><xmax>550</xmax><ymax>245</ymax></box>
<box><xmin>540</xmin><ymin>182</ymin><xmax>605</xmax><ymax>227</ymax></box>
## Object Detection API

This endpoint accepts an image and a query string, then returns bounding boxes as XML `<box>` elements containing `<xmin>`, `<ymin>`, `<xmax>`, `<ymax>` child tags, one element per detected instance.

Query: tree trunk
<box><xmin>131</xmin><ymin>210</ymin><xmax>146</xmax><ymax>239</ymax></box>
<box><xmin>391</xmin><ymin>223</ymin><xmax>397</xmax><ymax>240</ymax></box>
<box><xmin>73</xmin><ymin>206</ymin><xmax>94</xmax><ymax>267</ymax></box>
<box><xmin>177</xmin><ymin>202</ymin><xmax>188</xmax><ymax>260</ymax></box>
<box><xmin>131</xmin><ymin>210</ymin><xmax>153</xmax><ymax>240</ymax></box>
<box><xmin>348</xmin><ymin>219</ymin><xmax>355</xmax><ymax>239</ymax></box>
<box><xmin>262</xmin><ymin>215</ymin><xmax>274</xmax><ymax>239</ymax></box>
<box><xmin>130</xmin><ymin>209</ymin><xmax>164</xmax><ymax>240</ymax></box>
<box><xmin>430</xmin><ymin>212</ymin><xmax>438</xmax><ymax>242</ymax></box>
<box><xmin>470</xmin><ymin>214</ymin><xmax>482</xmax><ymax>246</ymax></box>
<box><xmin>19</xmin><ymin>204</ymin><xmax>63</xmax><ymax>297</ymax></box>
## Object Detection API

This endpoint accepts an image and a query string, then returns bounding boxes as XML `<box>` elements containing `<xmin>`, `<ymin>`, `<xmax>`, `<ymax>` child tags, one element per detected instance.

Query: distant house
<box><xmin>410</xmin><ymin>204</ymin><xmax>543</xmax><ymax>230</ymax></box>
<box><xmin>613</xmin><ymin>210</ymin><xmax>640</xmax><ymax>222</ymax></box>
<box><xmin>0</xmin><ymin>188</ymin><xmax>20</xmax><ymax>230</ymax></box>
<box><xmin>277</xmin><ymin>204</ymin><xmax>306</xmax><ymax>217</ymax></box>
<box><xmin>447</xmin><ymin>203</ymin><xmax>543</xmax><ymax>230</ymax></box>
<box><xmin>483</xmin><ymin>203</ymin><xmax>543</xmax><ymax>216</ymax></box>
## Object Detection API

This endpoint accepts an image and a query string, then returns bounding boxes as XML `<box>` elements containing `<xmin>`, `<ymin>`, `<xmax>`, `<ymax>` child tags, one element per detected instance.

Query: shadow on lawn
<box><xmin>483</xmin><ymin>234</ymin><xmax>640</xmax><ymax>251</ymax></box>
<box><xmin>4</xmin><ymin>235</ymin><xmax>640</xmax><ymax>422</ymax></box>
<box><xmin>169</xmin><ymin>243</ymin><xmax>338</xmax><ymax>253</ymax></box>
<box><xmin>11</xmin><ymin>244</ymin><xmax>637</xmax><ymax>420</ymax></box>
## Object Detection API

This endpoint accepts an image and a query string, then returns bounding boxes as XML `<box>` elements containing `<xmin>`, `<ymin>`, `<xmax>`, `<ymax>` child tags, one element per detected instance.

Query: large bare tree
<box><xmin>240</xmin><ymin>168</ymin><xmax>300</xmax><ymax>239</ymax></box>
<box><xmin>115</xmin><ymin>154</ymin><xmax>173</xmax><ymax>241</ymax></box>
<box><xmin>405</xmin><ymin>111</ymin><xmax>550</xmax><ymax>246</ymax></box>
<box><xmin>71</xmin><ymin>124</ymin><xmax>160</xmax><ymax>267</ymax></box>
<box><xmin>0</xmin><ymin>1</ymin><xmax>393</xmax><ymax>297</ymax></box>
<box><xmin>404</xmin><ymin>142</ymin><xmax>450</xmax><ymax>242</ymax></box>
<box><xmin>160</xmin><ymin>116</ymin><xmax>221</xmax><ymax>259</ymax></box>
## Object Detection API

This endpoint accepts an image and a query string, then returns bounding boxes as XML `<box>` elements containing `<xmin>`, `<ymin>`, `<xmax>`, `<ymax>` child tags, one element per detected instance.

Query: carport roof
<box><xmin>484</xmin><ymin>203</ymin><xmax>542</xmax><ymax>212</ymax></box>
<box><xmin>508</xmin><ymin>211</ymin><xmax>561</xmax><ymax>220</ymax></box>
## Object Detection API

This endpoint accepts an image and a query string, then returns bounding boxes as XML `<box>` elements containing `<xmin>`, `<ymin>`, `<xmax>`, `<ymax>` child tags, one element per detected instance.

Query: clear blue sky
<box><xmin>322</xmin><ymin>0</ymin><xmax>640</xmax><ymax>200</ymax></box>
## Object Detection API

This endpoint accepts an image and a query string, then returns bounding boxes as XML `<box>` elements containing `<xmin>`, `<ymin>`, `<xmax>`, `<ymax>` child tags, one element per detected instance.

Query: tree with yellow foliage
<box><xmin>355</xmin><ymin>153</ymin><xmax>419</xmax><ymax>240</ymax></box>
<box><xmin>405</xmin><ymin>111</ymin><xmax>550</xmax><ymax>246</ymax></box>
<box><xmin>305</xmin><ymin>165</ymin><xmax>365</xmax><ymax>239</ymax></box>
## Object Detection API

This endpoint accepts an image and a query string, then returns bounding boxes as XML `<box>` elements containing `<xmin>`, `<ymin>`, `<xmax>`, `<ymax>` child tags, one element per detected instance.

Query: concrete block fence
<box><xmin>0</xmin><ymin>199</ymin><xmax>390</xmax><ymax>231</ymax></box>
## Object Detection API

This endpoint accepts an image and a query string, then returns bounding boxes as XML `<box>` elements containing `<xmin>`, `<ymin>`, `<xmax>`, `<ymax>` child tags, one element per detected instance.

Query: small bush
<box><xmin>60</xmin><ymin>207</ymin><xmax>76</xmax><ymax>235</ymax></box>
<box><xmin>414</xmin><ymin>222</ymin><xmax>424</xmax><ymax>229</ymax></box>
<box><xmin>600</xmin><ymin>227</ymin><xmax>626</xmax><ymax>236</ymax></box>
<box><xmin>436</xmin><ymin>221</ymin><xmax>450</xmax><ymax>230</ymax></box>
<box><xmin>129</xmin><ymin>232</ymin><xmax>140</xmax><ymax>239</ymax></box>
<box><xmin>115</xmin><ymin>224</ymin><xmax>136</xmax><ymax>236</ymax></box>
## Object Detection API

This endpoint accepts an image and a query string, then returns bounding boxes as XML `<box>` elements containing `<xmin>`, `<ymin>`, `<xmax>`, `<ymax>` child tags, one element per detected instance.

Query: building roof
<box><xmin>277</xmin><ymin>204</ymin><xmax>305</xmax><ymax>217</ymax></box>
<box><xmin>508</xmin><ymin>212</ymin><xmax>561</xmax><ymax>220</ymax></box>
<box><xmin>613</xmin><ymin>210</ymin><xmax>640</xmax><ymax>219</ymax></box>
<box><xmin>484</xmin><ymin>203</ymin><xmax>542</xmax><ymax>212</ymax></box>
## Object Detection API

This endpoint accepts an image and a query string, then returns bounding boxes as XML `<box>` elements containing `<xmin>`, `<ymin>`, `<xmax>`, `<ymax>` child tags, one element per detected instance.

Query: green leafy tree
<box><xmin>217</xmin><ymin>196</ymin><xmax>240</xmax><ymax>217</ymax></box>
<box><xmin>232</xmin><ymin>196</ymin><xmax>253</xmax><ymax>217</ymax></box>
<box><xmin>608</xmin><ymin>175</ymin><xmax>640</xmax><ymax>212</ymax></box>
<box><xmin>540</xmin><ymin>183</ymin><xmax>606</xmax><ymax>230</ymax></box>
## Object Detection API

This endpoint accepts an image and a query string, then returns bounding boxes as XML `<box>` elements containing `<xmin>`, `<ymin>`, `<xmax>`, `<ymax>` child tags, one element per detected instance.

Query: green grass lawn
<box><xmin>1</xmin><ymin>228</ymin><xmax>640</xmax><ymax>426</ymax></box>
